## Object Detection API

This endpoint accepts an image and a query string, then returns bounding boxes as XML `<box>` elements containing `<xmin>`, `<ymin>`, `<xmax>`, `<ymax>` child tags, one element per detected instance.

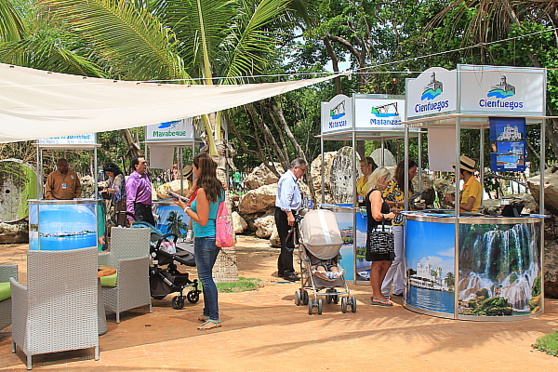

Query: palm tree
<box><xmin>166</xmin><ymin>211</ymin><xmax>188</xmax><ymax>238</ymax></box>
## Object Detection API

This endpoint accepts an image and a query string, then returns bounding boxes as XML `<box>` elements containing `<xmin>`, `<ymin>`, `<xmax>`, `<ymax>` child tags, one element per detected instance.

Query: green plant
<box><xmin>533</xmin><ymin>330</ymin><xmax>558</xmax><ymax>357</ymax></box>
<box><xmin>204</xmin><ymin>277</ymin><xmax>264</xmax><ymax>293</ymax></box>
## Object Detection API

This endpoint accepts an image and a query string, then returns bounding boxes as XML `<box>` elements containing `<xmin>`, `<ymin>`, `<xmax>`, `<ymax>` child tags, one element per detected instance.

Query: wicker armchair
<box><xmin>10</xmin><ymin>247</ymin><xmax>99</xmax><ymax>370</ymax></box>
<box><xmin>0</xmin><ymin>264</ymin><xmax>18</xmax><ymax>331</ymax></box>
<box><xmin>99</xmin><ymin>227</ymin><xmax>151</xmax><ymax>323</ymax></box>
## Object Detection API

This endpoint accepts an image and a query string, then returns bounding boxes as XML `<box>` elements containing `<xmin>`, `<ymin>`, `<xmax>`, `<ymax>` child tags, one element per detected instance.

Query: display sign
<box><xmin>406</xmin><ymin>67</ymin><xmax>458</xmax><ymax>120</ymax></box>
<box><xmin>459</xmin><ymin>65</ymin><xmax>545</xmax><ymax>116</ymax></box>
<box><xmin>38</xmin><ymin>133</ymin><xmax>96</xmax><ymax>146</ymax></box>
<box><xmin>489</xmin><ymin>117</ymin><xmax>526</xmax><ymax>171</ymax></box>
<box><xmin>146</xmin><ymin>118</ymin><xmax>194</xmax><ymax>142</ymax></box>
<box><xmin>321</xmin><ymin>94</ymin><xmax>353</xmax><ymax>135</ymax></box>
<box><xmin>353</xmin><ymin>96</ymin><xmax>406</xmax><ymax>130</ymax></box>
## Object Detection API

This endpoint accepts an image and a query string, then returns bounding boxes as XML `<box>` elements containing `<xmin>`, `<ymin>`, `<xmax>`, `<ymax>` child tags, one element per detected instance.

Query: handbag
<box><xmin>215</xmin><ymin>200</ymin><xmax>235</xmax><ymax>248</ymax></box>
<box><xmin>365</xmin><ymin>220</ymin><xmax>394</xmax><ymax>261</ymax></box>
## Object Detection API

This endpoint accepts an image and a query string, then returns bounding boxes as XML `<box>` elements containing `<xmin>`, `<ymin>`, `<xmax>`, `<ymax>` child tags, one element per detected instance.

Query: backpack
<box><xmin>215</xmin><ymin>200</ymin><xmax>235</xmax><ymax>248</ymax></box>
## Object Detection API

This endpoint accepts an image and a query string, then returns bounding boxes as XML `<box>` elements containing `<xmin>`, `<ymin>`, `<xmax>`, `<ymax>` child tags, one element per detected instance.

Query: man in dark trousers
<box><xmin>274</xmin><ymin>158</ymin><xmax>307</xmax><ymax>282</ymax></box>
<box><xmin>126</xmin><ymin>156</ymin><xmax>155</xmax><ymax>225</ymax></box>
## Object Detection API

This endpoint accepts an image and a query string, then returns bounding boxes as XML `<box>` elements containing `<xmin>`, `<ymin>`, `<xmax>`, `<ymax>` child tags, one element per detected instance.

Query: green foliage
<box><xmin>215</xmin><ymin>277</ymin><xmax>264</xmax><ymax>292</ymax></box>
<box><xmin>532</xmin><ymin>330</ymin><xmax>558</xmax><ymax>357</ymax></box>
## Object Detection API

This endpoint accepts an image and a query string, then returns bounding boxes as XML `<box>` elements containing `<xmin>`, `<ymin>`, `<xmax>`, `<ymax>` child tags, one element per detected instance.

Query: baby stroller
<box><xmin>131</xmin><ymin>220</ymin><xmax>201</xmax><ymax>309</ymax></box>
<box><xmin>294</xmin><ymin>209</ymin><xmax>357</xmax><ymax>314</ymax></box>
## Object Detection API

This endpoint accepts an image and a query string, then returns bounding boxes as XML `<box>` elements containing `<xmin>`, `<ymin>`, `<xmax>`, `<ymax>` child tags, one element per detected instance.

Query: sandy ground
<box><xmin>1</xmin><ymin>236</ymin><xmax>558</xmax><ymax>371</ymax></box>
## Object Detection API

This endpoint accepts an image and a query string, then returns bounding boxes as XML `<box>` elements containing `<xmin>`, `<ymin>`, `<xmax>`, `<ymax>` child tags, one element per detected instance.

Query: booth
<box><xmin>319</xmin><ymin>94</ymin><xmax>422</xmax><ymax>281</ymax></box>
<box><xmin>29</xmin><ymin>134</ymin><xmax>105</xmax><ymax>251</ymax></box>
<box><xmin>401</xmin><ymin>64</ymin><xmax>548</xmax><ymax>320</ymax></box>
<box><xmin>145</xmin><ymin>119</ymin><xmax>200</xmax><ymax>237</ymax></box>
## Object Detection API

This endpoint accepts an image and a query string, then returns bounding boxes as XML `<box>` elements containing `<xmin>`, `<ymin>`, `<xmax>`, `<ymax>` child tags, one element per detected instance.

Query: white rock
<box><xmin>244</xmin><ymin>163</ymin><xmax>284</xmax><ymax>190</ymax></box>
<box><xmin>254</xmin><ymin>214</ymin><xmax>276</xmax><ymax>238</ymax></box>
<box><xmin>232</xmin><ymin>211</ymin><xmax>247</xmax><ymax>234</ymax></box>
<box><xmin>238</xmin><ymin>184</ymin><xmax>277</xmax><ymax>214</ymax></box>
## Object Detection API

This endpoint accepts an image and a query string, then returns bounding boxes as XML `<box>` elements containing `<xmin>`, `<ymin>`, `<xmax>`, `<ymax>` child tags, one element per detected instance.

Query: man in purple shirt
<box><xmin>126</xmin><ymin>156</ymin><xmax>155</xmax><ymax>225</ymax></box>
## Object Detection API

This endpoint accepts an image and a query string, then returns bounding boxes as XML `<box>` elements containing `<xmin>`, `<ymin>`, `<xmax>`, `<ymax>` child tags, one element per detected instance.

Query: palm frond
<box><xmin>40</xmin><ymin>0</ymin><xmax>190</xmax><ymax>81</ymax></box>
<box><xmin>0</xmin><ymin>0</ymin><xmax>25</xmax><ymax>41</ymax></box>
<box><xmin>221</xmin><ymin>0</ymin><xmax>290</xmax><ymax>82</ymax></box>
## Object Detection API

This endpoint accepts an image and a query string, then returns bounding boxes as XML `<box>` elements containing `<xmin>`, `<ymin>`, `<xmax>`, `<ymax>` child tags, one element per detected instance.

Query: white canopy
<box><xmin>0</xmin><ymin>63</ymin><xmax>337</xmax><ymax>143</ymax></box>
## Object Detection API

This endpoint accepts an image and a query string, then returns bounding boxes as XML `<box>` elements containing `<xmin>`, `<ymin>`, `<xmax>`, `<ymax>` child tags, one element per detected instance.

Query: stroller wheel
<box><xmin>294</xmin><ymin>291</ymin><xmax>301</xmax><ymax>306</ymax></box>
<box><xmin>332</xmin><ymin>291</ymin><xmax>339</xmax><ymax>304</ymax></box>
<box><xmin>308</xmin><ymin>298</ymin><xmax>314</xmax><ymax>315</ymax></box>
<box><xmin>317</xmin><ymin>298</ymin><xmax>323</xmax><ymax>315</ymax></box>
<box><xmin>187</xmin><ymin>290</ymin><xmax>200</xmax><ymax>303</ymax></box>
<box><xmin>341</xmin><ymin>297</ymin><xmax>348</xmax><ymax>313</ymax></box>
<box><xmin>325</xmin><ymin>289</ymin><xmax>333</xmax><ymax>304</ymax></box>
<box><xmin>152</xmin><ymin>296</ymin><xmax>165</xmax><ymax>300</ymax></box>
<box><xmin>350</xmin><ymin>296</ymin><xmax>357</xmax><ymax>313</ymax></box>
<box><xmin>171</xmin><ymin>296</ymin><xmax>185</xmax><ymax>309</ymax></box>
<box><xmin>301</xmin><ymin>290</ymin><xmax>309</xmax><ymax>305</ymax></box>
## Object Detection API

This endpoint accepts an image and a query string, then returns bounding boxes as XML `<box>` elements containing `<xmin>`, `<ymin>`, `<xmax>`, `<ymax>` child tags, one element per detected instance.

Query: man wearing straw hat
<box><xmin>444</xmin><ymin>155</ymin><xmax>483</xmax><ymax>213</ymax></box>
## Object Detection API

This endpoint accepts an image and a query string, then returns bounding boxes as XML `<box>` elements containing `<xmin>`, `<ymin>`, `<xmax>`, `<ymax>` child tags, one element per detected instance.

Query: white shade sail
<box><xmin>0</xmin><ymin>63</ymin><xmax>337</xmax><ymax>143</ymax></box>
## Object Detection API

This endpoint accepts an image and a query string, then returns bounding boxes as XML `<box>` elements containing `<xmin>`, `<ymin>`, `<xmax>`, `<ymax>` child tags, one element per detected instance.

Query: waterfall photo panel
<box><xmin>458</xmin><ymin>222</ymin><xmax>541</xmax><ymax>316</ymax></box>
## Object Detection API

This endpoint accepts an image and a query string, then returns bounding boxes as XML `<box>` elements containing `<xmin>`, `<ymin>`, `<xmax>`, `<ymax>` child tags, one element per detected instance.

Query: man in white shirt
<box><xmin>274</xmin><ymin>158</ymin><xmax>307</xmax><ymax>282</ymax></box>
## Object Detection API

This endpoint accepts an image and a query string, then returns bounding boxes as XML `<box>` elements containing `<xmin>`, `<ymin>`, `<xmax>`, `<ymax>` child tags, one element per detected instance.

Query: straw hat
<box><xmin>182</xmin><ymin>165</ymin><xmax>193</xmax><ymax>178</ymax></box>
<box><xmin>450</xmin><ymin>155</ymin><xmax>477</xmax><ymax>173</ymax></box>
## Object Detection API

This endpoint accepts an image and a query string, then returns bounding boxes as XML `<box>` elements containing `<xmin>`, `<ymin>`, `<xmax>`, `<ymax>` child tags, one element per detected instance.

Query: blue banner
<box><xmin>489</xmin><ymin>117</ymin><xmax>526</xmax><ymax>171</ymax></box>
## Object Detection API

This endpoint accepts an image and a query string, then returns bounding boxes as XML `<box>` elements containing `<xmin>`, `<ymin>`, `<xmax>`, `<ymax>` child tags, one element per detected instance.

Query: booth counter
<box><xmin>403</xmin><ymin>210</ymin><xmax>543</xmax><ymax>320</ymax></box>
<box><xmin>29</xmin><ymin>199</ymin><xmax>106</xmax><ymax>251</ymax></box>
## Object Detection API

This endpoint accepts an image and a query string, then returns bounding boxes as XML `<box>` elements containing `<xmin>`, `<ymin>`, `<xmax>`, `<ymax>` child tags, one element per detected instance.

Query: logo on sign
<box><xmin>487</xmin><ymin>75</ymin><xmax>515</xmax><ymax>99</ymax></box>
<box><xmin>479</xmin><ymin>75</ymin><xmax>523</xmax><ymax>111</ymax></box>
<box><xmin>370</xmin><ymin>102</ymin><xmax>400</xmax><ymax>125</ymax></box>
<box><xmin>414</xmin><ymin>72</ymin><xmax>450</xmax><ymax>113</ymax></box>
<box><xmin>327</xmin><ymin>100</ymin><xmax>348</xmax><ymax>129</ymax></box>
<box><xmin>158</xmin><ymin>121</ymin><xmax>179</xmax><ymax>129</ymax></box>
<box><xmin>330</xmin><ymin>101</ymin><xmax>346</xmax><ymax>119</ymax></box>
<box><xmin>421</xmin><ymin>72</ymin><xmax>443</xmax><ymax>100</ymax></box>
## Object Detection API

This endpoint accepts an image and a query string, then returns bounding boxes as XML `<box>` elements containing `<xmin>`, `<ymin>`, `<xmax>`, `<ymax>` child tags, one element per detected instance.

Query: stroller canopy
<box><xmin>299</xmin><ymin>209</ymin><xmax>344</xmax><ymax>260</ymax></box>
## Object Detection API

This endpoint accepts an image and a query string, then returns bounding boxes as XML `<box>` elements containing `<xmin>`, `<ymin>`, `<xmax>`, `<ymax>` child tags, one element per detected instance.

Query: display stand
<box><xmin>145</xmin><ymin>119</ymin><xmax>201</xmax><ymax>237</ymax></box>
<box><xmin>31</xmin><ymin>134</ymin><xmax>104</xmax><ymax>251</ymax></box>
<box><xmin>319</xmin><ymin>94</ymin><xmax>422</xmax><ymax>281</ymax></box>
<box><xmin>401</xmin><ymin>64</ymin><xmax>551</xmax><ymax>320</ymax></box>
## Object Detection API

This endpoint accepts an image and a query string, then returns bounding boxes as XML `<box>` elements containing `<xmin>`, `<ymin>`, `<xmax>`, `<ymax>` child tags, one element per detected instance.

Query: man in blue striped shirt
<box><xmin>274</xmin><ymin>158</ymin><xmax>307</xmax><ymax>282</ymax></box>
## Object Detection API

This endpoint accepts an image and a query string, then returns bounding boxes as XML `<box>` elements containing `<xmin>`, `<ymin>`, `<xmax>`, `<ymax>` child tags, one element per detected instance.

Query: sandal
<box><xmin>198</xmin><ymin>314</ymin><xmax>209</xmax><ymax>322</ymax></box>
<box><xmin>197</xmin><ymin>319</ymin><xmax>222</xmax><ymax>330</ymax></box>
<box><xmin>371</xmin><ymin>298</ymin><xmax>393</xmax><ymax>307</ymax></box>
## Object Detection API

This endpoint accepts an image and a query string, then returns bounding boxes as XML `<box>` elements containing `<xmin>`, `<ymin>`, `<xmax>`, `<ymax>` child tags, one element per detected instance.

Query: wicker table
<box><xmin>97</xmin><ymin>266</ymin><xmax>116</xmax><ymax>335</ymax></box>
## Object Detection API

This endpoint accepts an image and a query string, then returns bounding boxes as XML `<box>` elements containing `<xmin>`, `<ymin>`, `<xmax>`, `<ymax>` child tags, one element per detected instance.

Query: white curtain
<box><xmin>0</xmin><ymin>63</ymin><xmax>337</xmax><ymax>143</ymax></box>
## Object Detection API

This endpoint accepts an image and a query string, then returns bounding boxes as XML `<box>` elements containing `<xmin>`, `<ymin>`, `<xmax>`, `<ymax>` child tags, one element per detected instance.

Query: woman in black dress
<box><xmin>365</xmin><ymin>167</ymin><xmax>395</xmax><ymax>306</ymax></box>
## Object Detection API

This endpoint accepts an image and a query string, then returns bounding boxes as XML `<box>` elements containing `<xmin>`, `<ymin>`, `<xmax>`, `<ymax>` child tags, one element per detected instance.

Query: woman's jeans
<box><xmin>194</xmin><ymin>236</ymin><xmax>220</xmax><ymax>320</ymax></box>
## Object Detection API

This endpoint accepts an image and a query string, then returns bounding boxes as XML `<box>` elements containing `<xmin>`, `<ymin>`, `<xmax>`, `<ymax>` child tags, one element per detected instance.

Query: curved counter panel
<box><xmin>403</xmin><ymin>210</ymin><xmax>543</xmax><ymax>321</ymax></box>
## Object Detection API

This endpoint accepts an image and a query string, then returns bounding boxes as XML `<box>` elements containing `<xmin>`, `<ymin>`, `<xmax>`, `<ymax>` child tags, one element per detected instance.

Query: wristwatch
<box><xmin>184</xmin><ymin>206</ymin><xmax>191</xmax><ymax>213</ymax></box>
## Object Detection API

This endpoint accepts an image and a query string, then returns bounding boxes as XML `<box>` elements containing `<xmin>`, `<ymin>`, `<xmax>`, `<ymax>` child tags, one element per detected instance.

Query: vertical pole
<box><xmin>479</xmin><ymin>126</ymin><xmax>485</xmax><ymax>207</ymax></box>
<box><xmin>321</xmin><ymin>136</ymin><xmax>325</xmax><ymax>204</ymax></box>
<box><xmin>381</xmin><ymin>139</ymin><xmax>385</xmax><ymax>166</ymax></box>
<box><xmin>352</xmin><ymin>130</ymin><xmax>357</xmax><ymax>284</ymax></box>
<box><xmin>36</xmin><ymin>144</ymin><xmax>41</xmax><ymax>199</ymax></box>
<box><xmin>94</xmin><ymin>146</ymin><xmax>98</xmax><ymax>199</ymax></box>
<box><xmin>454</xmin><ymin>116</ymin><xmax>461</xmax><ymax>320</ymax></box>
<box><xmin>540</xmin><ymin>118</ymin><xmax>546</xmax><ymax>312</ymax></box>
<box><xmin>418</xmin><ymin>131</ymin><xmax>422</xmax><ymax>192</ymax></box>
<box><xmin>179</xmin><ymin>147</ymin><xmax>184</xmax><ymax>193</ymax></box>
<box><xmin>404</xmin><ymin>126</ymin><xmax>409</xmax><ymax>210</ymax></box>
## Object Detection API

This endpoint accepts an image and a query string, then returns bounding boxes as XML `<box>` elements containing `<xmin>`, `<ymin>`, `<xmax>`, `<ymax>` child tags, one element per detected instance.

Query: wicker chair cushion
<box><xmin>0</xmin><ymin>282</ymin><xmax>11</xmax><ymax>301</ymax></box>
<box><xmin>100</xmin><ymin>273</ymin><xmax>117</xmax><ymax>287</ymax></box>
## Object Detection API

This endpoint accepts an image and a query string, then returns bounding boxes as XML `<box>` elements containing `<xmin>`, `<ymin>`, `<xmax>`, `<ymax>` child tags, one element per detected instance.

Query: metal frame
<box><xmin>319</xmin><ymin>105</ymin><xmax>424</xmax><ymax>285</ymax></box>
<box><xmin>401</xmin><ymin>65</ymin><xmax>550</xmax><ymax>320</ymax></box>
